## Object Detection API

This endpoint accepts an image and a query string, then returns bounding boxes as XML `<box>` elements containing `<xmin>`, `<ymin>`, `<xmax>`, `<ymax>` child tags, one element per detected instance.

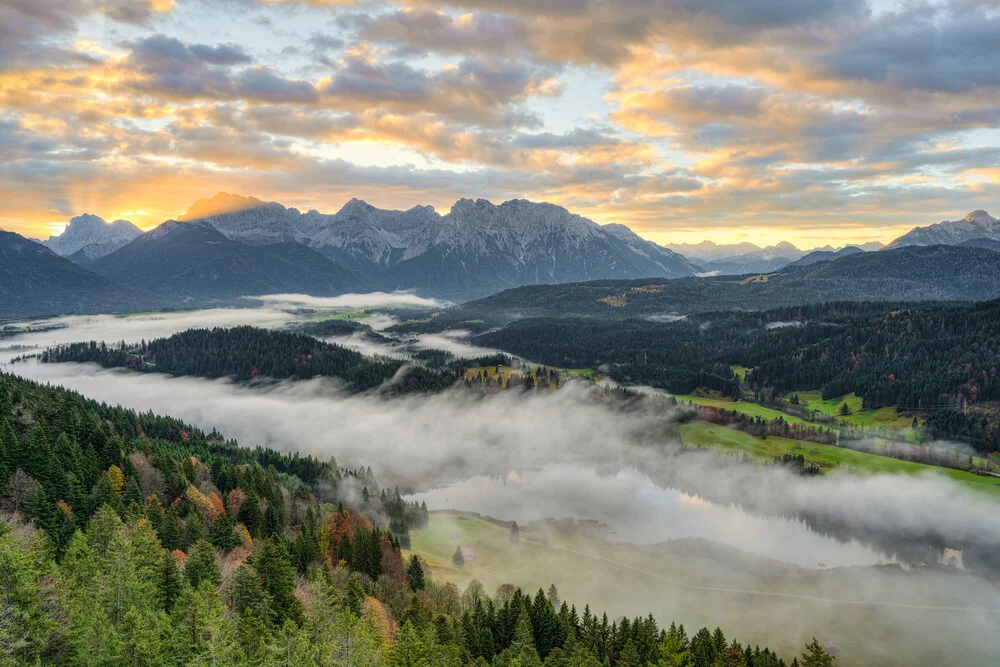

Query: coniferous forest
<box><xmin>475</xmin><ymin>300</ymin><xmax>1000</xmax><ymax>452</ymax></box>
<box><xmin>0</xmin><ymin>370</ymin><xmax>837</xmax><ymax>666</ymax></box>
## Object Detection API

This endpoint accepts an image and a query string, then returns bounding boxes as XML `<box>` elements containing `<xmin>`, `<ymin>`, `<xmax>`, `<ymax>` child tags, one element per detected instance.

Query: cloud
<box><xmin>249</xmin><ymin>292</ymin><xmax>450</xmax><ymax>309</ymax></box>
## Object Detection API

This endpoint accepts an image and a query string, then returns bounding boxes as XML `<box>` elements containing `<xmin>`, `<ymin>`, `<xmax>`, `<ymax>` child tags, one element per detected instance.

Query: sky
<box><xmin>2</xmin><ymin>0</ymin><xmax>999</xmax><ymax>247</ymax></box>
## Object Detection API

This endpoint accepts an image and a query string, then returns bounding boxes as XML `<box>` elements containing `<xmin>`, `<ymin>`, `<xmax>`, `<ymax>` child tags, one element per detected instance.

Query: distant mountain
<box><xmin>375</xmin><ymin>199</ymin><xmax>699</xmax><ymax>298</ymax></box>
<box><xmin>695</xmin><ymin>255</ymin><xmax>793</xmax><ymax>276</ymax></box>
<box><xmin>156</xmin><ymin>193</ymin><xmax>699</xmax><ymax>299</ymax></box>
<box><xmin>886</xmin><ymin>210</ymin><xmax>999</xmax><ymax>248</ymax></box>
<box><xmin>43</xmin><ymin>214</ymin><xmax>143</xmax><ymax>260</ymax></box>
<box><xmin>401</xmin><ymin>245</ymin><xmax>1000</xmax><ymax>329</ymax></box>
<box><xmin>177</xmin><ymin>193</ymin><xmax>300</xmax><ymax>246</ymax></box>
<box><xmin>957</xmin><ymin>237</ymin><xmax>1000</xmax><ymax>252</ymax></box>
<box><xmin>90</xmin><ymin>220</ymin><xmax>369</xmax><ymax>302</ymax></box>
<box><xmin>786</xmin><ymin>246</ymin><xmax>864</xmax><ymax>268</ymax></box>
<box><xmin>0</xmin><ymin>231</ymin><xmax>160</xmax><ymax>319</ymax></box>
<box><xmin>666</xmin><ymin>240</ymin><xmax>807</xmax><ymax>263</ymax></box>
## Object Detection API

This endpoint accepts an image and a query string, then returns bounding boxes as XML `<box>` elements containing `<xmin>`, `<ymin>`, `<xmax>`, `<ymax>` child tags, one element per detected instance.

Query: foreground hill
<box><xmin>90</xmin><ymin>220</ymin><xmax>369</xmax><ymax>301</ymax></box>
<box><xmin>0</xmin><ymin>230</ymin><xmax>163</xmax><ymax>319</ymax></box>
<box><xmin>420</xmin><ymin>245</ymin><xmax>1000</xmax><ymax>326</ymax></box>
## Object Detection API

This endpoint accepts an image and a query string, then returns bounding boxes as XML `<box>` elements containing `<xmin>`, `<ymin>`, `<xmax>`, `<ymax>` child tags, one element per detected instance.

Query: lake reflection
<box><xmin>408</xmin><ymin>464</ymin><xmax>887</xmax><ymax>568</ymax></box>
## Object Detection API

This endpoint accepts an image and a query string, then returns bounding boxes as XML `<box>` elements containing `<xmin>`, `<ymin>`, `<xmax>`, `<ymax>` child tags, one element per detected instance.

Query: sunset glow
<box><xmin>3</xmin><ymin>0</ymin><xmax>998</xmax><ymax>246</ymax></box>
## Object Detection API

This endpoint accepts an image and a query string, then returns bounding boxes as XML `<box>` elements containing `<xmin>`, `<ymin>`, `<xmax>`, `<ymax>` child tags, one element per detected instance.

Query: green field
<box><xmin>303</xmin><ymin>308</ymin><xmax>371</xmax><ymax>322</ymax></box>
<box><xmin>676</xmin><ymin>394</ymin><xmax>817</xmax><ymax>429</ymax></box>
<box><xmin>790</xmin><ymin>391</ymin><xmax>918</xmax><ymax>431</ymax></box>
<box><xmin>677</xmin><ymin>421</ymin><xmax>1000</xmax><ymax>497</ymax></box>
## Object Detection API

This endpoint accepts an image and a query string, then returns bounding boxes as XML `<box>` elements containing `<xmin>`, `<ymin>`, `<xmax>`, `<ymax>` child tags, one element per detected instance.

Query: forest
<box><xmin>0</xmin><ymin>371</ymin><xmax>840</xmax><ymax>666</ymax></box>
<box><xmin>475</xmin><ymin>301</ymin><xmax>1000</xmax><ymax>452</ymax></box>
<box><xmin>36</xmin><ymin>327</ymin><xmax>511</xmax><ymax>394</ymax></box>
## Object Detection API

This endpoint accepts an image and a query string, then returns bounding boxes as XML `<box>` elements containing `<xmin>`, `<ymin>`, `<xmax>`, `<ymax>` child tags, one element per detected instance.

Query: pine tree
<box><xmin>158</xmin><ymin>506</ymin><xmax>181</xmax><ymax>552</ymax></box>
<box><xmin>185</xmin><ymin>539</ymin><xmax>221</xmax><ymax>588</ymax></box>
<box><xmin>208</xmin><ymin>512</ymin><xmax>241</xmax><ymax>550</ymax></box>
<box><xmin>252</xmin><ymin>536</ymin><xmax>303</xmax><ymax>625</ymax></box>
<box><xmin>226</xmin><ymin>564</ymin><xmax>270</xmax><ymax>619</ymax></box>
<box><xmin>452</xmin><ymin>545</ymin><xmax>465</xmax><ymax>568</ymax></box>
<box><xmin>0</xmin><ymin>417</ymin><xmax>14</xmax><ymax>486</ymax></box>
<box><xmin>800</xmin><ymin>638</ymin><xmax>836</xmax><ymax>667</ymax></box>
<box><xmin>509</xmin><ymin>521</ymin><xmax>519</xmax><ymax>543</ymax></box>
<box><xmin>159</xmin><ymin>552</ymin><xmax>184</xmax><ymax>612</ymax></box>
<box><xmin>238</xmin><ymin>493</ymin><xmax>263</xmax><ymax>537</ymax></box>
<box><xmin>407</xmin><ymin>554</ymin><xmax>426</xmax><ymax>591</ymax></box>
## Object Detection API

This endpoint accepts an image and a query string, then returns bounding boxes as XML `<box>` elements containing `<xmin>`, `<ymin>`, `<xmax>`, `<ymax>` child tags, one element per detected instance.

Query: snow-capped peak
<box><xmin>43</xmin><ymin>213</ymin><xmax>142</xmax><ymax>259</ymax></box>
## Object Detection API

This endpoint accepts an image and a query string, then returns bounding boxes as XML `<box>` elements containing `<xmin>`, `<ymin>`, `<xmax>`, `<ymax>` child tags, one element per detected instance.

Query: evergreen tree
<box><xmin>0</xmin><ymin>417</ymin><xmax>14</xmax><ymax>486</ymax></box>
<box><xmin>238</xmin><ymin>493</ymin><xmax>263</xmax><ymax>537</ymax></box>
<box><xmin>158</xmin><ymin>506</ymin><xmax>181</xmax><ymax>552</ymax></box>
<box><xmin>208</xmin><ymin>512</ymin><xmax>241</xmax><ymax>550</ymax></box>
<box><xmin>185</xmin><ymin>539</ymin><xmax>222</xmax><ymax>588</ymax></box>
<box><xmin>407</xmin><ymin>554</ymin><xmax>426</xmax><ymax>591</ymax></box>
<box><xmin>800</xmin><ymin>638</ymin><xmax>836</xmax><ymax>667</ymax></box>
<box><xmin>252</xmin><ymin>536</ymin><xmax>303</xmax><ymax>625</ymax></box>
<box><xmin>159</xmin><ymin>551</ymin><xmax>184</xmax><ymax>612</ymax></box>
<box><xmin>226</xmin><ymin>564</ymin><xmax>270</xmax><ymax>619</ymax></box>
<box><xmin>452</xmin><ymin>545</ymin><xmax>465</xmax><ymax>567</ymax></box>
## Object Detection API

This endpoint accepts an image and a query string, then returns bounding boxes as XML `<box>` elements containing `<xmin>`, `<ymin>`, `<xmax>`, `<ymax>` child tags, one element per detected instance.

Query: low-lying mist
<box><xmin>5</xmin><ymin>305</ymin><xmax>999</xmax><ymax>665</ymax></box>
<box><xmin>8</xmin><ymin>359</ymin><xmax>1000</xmax><ymax>574</ymax></box>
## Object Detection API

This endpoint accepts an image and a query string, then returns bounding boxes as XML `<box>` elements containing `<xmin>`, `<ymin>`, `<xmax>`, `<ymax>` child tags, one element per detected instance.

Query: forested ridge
<box><xmin>39</xmin><ymin>326</ymin><xmax>402</xmax><ymax>390</ymax></box>
<box><xmin>396</xmin><ymin>245</ymin><xmax>1000</xmax><ymax>332</ymax></box>
<box><xmin>475</xmin><ymin>301</ymin><xmax>1000</xmax><ymax>453</ymax></box>
<box><xmin>0</xmin><ymin>371</ymin><xmax>835</xmax><ymax>666</ymax></box>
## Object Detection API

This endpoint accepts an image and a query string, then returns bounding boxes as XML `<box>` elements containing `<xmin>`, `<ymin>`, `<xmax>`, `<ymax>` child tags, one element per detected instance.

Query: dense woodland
<box><xmin>0</xmin><ymin>371</ymin><xmax>839</xmax><ymax>666</ymax></box>
<box><xmin>476</xmin><ymin>301</ymin><xmax>1000</xmax><ymax>453</ymax></box>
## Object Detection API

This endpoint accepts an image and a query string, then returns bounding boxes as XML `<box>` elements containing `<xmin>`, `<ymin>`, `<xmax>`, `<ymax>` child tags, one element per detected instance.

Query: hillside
<box><xmin>417</xmin><ymin>245</ymin><xmax>1000</xmax><ymax>327</ymax></box>
<box><xmin>90</xmin><ymin>220</ymin><xmax>369</xmax><ymax>301</ymax></box>
<box><xmin>0</xmin><ymin>230</ymin><xmax>164</xmax><ymax>320</ymax></box>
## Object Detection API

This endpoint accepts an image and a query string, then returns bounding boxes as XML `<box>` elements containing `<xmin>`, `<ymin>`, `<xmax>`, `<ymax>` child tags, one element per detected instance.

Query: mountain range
<box><xmin>6</xmin><ymin>198</ymin><xmax>997</xmax><ymax>320</ymax></box>
<box><xmin>72</xmin><ymin>193</ymin><xmax>699</xmax><ymax>300</ymax></box>
<box><xmin>665</xmin><ymin>239</ymin><xmax>883</xmax><ymax>275</ymax></box>
<box><xmin>885</xmin><ymin>210</ymin><xmax>1000</xmax><ymax>248</ymax></box>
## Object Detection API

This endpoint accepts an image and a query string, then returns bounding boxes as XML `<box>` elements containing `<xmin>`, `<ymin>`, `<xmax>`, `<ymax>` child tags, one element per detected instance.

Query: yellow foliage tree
<box><xmin>107</xmin><ymin>465</ymin><xmax>125</xmax><ymax>497</ymax></box>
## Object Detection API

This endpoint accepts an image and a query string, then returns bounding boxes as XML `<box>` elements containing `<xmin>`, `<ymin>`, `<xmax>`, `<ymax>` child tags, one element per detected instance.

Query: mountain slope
<box><xmin>0</xmin><ymin>231</ymin><xmax>159</xmax><ymax>319</ymax></box>
<box><xmin>958</xmin><ymin>237</ymin><xmax>1000</xmax><ymax>252</ymax></box>
<box><xmin>90</xmin><ymin>221</ymin><xmax>368</xmax><ymax>301</ymax></box>
<box><xmin>786</xmin><ymin>246</ymin><xmax>864</xmax><ymax>267</ymax></box>
<box><xmin>43</xmin><ymin>214</ymin><xmax>143</xmax><ymax>260</ymax></box>
<box><xmin>400</xmin><ymin>245</ymin><xmax>1000</xmax><ymax>328</ymax></box>
<box><xmin>886</xmin><ymin>210</ymin><xmax>999</xmax><ymax>248</ymax></box>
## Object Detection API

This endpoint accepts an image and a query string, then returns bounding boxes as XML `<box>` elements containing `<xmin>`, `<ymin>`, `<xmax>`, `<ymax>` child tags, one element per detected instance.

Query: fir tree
<box><xmin>407</xmin><ymin>554</ymin><xmax>426</xmax><ymax>591</ymax></box>
<box><xmin>185</xmin><ymin>539</ymin><xmax>222</xmax><ymax>588</ymax></box>
<box><xmin>800</xmin><ymin>638</ymin><xmax>836</xmax><ymax>667</ymax></box>
<box><xmin>452</xmin><ymin>545</ymin><xmax>465</xmax><ymax>568</ymax></box>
